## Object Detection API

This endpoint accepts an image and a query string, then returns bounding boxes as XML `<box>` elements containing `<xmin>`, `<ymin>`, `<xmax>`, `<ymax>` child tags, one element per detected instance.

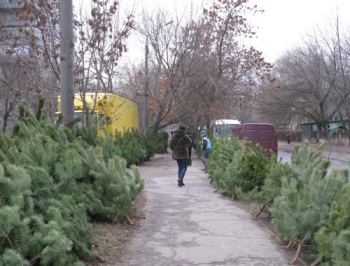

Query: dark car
<box><xmin>233</xmin><ymin>123</ymin><xmax>278</xmax><ymax>155</ymax></box>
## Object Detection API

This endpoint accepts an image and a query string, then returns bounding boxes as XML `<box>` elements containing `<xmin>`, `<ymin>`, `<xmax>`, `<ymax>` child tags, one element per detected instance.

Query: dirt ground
<box><xmin>86</xmin><ymin>192</ymin><xmax>147</xmax><ymax>266</ymax></box>
<box><xmin>86</xmin><ymin>191</ymin><xmax>309</xmax><ymax>266</ymax></box>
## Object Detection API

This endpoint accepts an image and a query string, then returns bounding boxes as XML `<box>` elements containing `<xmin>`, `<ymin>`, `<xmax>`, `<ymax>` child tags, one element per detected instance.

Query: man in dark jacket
<box><xmin>169</xmin><ymin>125</ymin><xmax>192</xmax><ymax>187</ymax></box>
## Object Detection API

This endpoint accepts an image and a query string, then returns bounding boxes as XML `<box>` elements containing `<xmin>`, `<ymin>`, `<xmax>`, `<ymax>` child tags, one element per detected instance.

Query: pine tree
<box><xmin>0</xmin><ymin>165</ymin><xmax>88</xmax><ymax>265</ymax></box>
<box><xmin>269</xmin><ymin>145</ymin><xmax>347</xmax><ymax>263</ymax></box>
<box><xmin>251</xmin><ymin>159</ymin><xmax>296</xmax><ymax>219</ymax></box>
<box><xmin>0</xmin><ymin>165</ymin><xmax>32</xmax><ymax>209</ymax></box>
<box><xmin>218</xmin><ymin>150</ymin><xmax>244</xmax><ymax>198</ymax></box>
<box><xmin>314</xmin><ymin>182</ymin><xmax>350</xmax><ymax>265</ymax></box>
<box><xmin>236</xmin><ymin>144</ymin><xmax>271</xmax><ymax>193</ymax></box>
<box><xmin>1</xmin><ymin>249</ymin><xmax>30</xmax><ymax>266</ymax></box>
<box><xmin>0</xmin><ymin>98</ymin><xmax>146</xmax><ymax>264</ymax></box>
<box><xmin>0</xmin><ymin>133</ymin><xmax>20</xmax><ymax>165</ymax></box>
<box><xmin>78</xmin><ymin>145</ymin><xmax>144</xmax><ymax>221</ymax></box>
<box><xmin>216</xmin><ymin>142</ymin><xmax>273</xmax><ymax>198</ymax></box>
<box><xmin>207</xmin><ymin>136</ymin><xmax>244</xmax><ymax>189</ymax></box>
<box><xmin>114</xmin><ymin>130</ymin><xmax>147</xmax><ymax>166</ymax></box>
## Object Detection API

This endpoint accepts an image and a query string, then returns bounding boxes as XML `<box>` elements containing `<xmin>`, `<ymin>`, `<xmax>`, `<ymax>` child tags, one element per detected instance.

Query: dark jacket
<box><xmin>169</xmin><ymin>129</ymin><xmax>192</xmax><ymax>159</ymax></box>
<box><xmin>187</xmin><ymin>133</ymin><xmax>196</xmax><ymax>150</ymax></box>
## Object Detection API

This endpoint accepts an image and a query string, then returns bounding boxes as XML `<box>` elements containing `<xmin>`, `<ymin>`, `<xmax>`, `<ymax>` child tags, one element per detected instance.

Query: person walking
<box><xmin>169</xmin><ymin>125</ymin><xmax>192</xmax><ymax>187</ymax></box>
<box><xmin>161</xmin><ymin>131</ymin><xmax>169</xmax><ymax>153</ymax></box>
<box><xmin>286</xmin><ymin>132</ymin><xmax>291</xmax><ymax>144</ymax></box>
<box><xmin>201</xmin><ymin>132</ymin><xmax>211</xmax><ymax>166</ymax></box>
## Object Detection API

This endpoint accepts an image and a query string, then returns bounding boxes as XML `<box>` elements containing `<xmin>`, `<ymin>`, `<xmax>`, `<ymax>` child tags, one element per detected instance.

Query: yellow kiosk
<box><xmin>57</xmin><ymin>93</ymin><xmax>139</xmax><ymax>136</ymax></box>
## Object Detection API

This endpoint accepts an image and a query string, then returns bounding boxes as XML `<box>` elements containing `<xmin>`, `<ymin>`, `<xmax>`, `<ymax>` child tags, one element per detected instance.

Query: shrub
<box><xmin>314</xmin><ymin>182</ymin><xmax>350</xmax><ymax>265</ymax></box>
<box><xmin>0</xmin><ymin>101</ymin><xmax>145</xmax><ymax>264</ymax></box>
<box><xmin>207</xmin><ymin>137</ymin><xmax>273</xmax><ymax>198</ymax></box>
<box><xmin>269</xmin><ymin>145</ymin><xmax>347</xmax><ymax>262</ymax></box>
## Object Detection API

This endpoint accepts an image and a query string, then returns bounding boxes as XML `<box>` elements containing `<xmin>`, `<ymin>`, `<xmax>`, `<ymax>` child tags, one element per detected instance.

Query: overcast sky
<box><xmin>248</xmin><ymin>0</ymin><xmax>350</xmax><ymax>62</ymax></box>
<box><xmin>75</xmin><ymin>0</ymin><xmax>350</xmax><ymax>64</ymax></box>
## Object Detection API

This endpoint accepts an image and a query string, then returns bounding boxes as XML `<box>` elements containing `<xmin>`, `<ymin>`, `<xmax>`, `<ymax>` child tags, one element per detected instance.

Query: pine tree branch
<box><xmin>253</xmin><ymin>198</ymin><xmax>273</xmax><ymax>220</ymax></box>
<box><xmin>126</xmin><ymin>216</ymin><xmax>134</xmax><ymax>225</ymax></box>
<box><xmin>286</xmin><ymin>239</ymin><xmax>294</xmax><ymax>249</ymax></box>
<box><xmin>30</xmin><ymin>247</ymin><xmax>47</xmax><ymax>265</ymax></box>
<box><xmin>310</xmin><ymin>257</ymin><xmax>323</xmax><ymax>266</ymax></box>
<box><xmin>289</xmin><ymin>236</ymin><xmax>307</xmax><ymax>264</ymax></box>
<box><xmin>94</xmin><ymin>252</ymin><xmax>106</xmax><ymax>263</ymax></box>
<box><xmin>0</xmin><ymin>228</ymin><xmax>14</xmax><ymax>248</ymax></box>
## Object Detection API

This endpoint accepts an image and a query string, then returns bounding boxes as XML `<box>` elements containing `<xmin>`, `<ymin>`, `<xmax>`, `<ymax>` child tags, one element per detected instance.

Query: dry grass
<box><xmin>86</xmin><ymin>192</ymin><xmax>147</xmax><ymax>265</ymax></box>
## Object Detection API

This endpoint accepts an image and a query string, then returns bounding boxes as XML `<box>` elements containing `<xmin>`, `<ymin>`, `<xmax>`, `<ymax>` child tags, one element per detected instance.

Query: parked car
<box><xmin>233</xmin><ymin>123</ymin><xmax>278</xmax><ymax>155</ymax></box>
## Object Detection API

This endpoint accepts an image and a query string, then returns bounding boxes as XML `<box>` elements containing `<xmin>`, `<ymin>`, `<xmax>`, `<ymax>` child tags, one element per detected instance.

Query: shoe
<box><xmin>178</xmin><ymin>180</ymin><xmax>182</xmax><ymax>187</ymax></box>
<box><xmin>180</xmin><ymin>179</ymin><xmax>185</xmax><ymax>186</ymax></box>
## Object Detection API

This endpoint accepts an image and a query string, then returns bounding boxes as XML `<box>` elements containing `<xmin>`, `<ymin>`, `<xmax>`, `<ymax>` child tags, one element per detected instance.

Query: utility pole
<box><xmin>60</xmin><ymin>0</ymin><xmax>74</xmax><ymax>125</ymax></box>
<box><xmin>143</xmin><ymin>36</ymin><xmax>149</xmax><ymax>135</ymax></box>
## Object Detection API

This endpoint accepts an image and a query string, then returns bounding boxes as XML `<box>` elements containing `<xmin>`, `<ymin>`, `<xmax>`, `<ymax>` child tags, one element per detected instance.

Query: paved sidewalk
<box><xmin>118</xmin><ymin>153</ymin><xmax>302</xmax><ymax>266</ymax></box>
<box><xmin>278</xmin><ymin>141</ymin><xmax>350</xmax><ymax>162</ymax></box>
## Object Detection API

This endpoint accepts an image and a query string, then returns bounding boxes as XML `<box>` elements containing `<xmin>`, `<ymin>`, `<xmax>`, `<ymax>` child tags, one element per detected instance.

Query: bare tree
<box><xmin>73</xmin><ymin>0</ymin><xmax>134</xmax><ymax>123</ymax></box>
<box><xmin>135</xmin><ymin>9</ymin><xmax>200</xmax><ymax>134</ymax></box>
<box><xmin>129</xmin><ymin>0</ymin><xmax>271</xmax><ymax>135</ymax></box>
<box><xmin>191</xmin><ymin>0</ymin><xmax>271</xmax><ymax>131</ymax></box>
<box><xmin>0</xmin><ymin>0</ymin><xmax>134</xmax><ymax>130</ymax></box>
<box><xmin>257</xmin><ymin>17</ymin><xmax>350</xmax><ymax>139</ymax></box>
<box><xmin>0</xmin><ymin>59</ymin><xmax>24</xmax><ymax>132</ymax></box>
<box><xmin>332</xmin><ymin>16</ymin><xmax>350</xmax><ymax>143</ymax></box>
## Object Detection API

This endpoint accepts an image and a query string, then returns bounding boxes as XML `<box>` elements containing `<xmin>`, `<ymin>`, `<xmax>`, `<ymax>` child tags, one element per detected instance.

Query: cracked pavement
<box><xmin>117</xmin><ymin>152</ymin><xmax>298</xmax><ymax>266</ymax></box>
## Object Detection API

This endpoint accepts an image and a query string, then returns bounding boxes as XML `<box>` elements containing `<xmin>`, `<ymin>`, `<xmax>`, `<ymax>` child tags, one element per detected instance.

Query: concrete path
<box><xmin>118</xmin><ymin>153</ymin><xmax>297</xmax><ymax>266</ymax></box>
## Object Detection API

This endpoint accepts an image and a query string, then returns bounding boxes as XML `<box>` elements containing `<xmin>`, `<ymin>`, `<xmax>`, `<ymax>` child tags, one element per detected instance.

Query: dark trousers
<box><xmin>176</xmin><ymin>159</ymin><xmax>189</xmax><ymax>180</ymax></box>
<box><xmin>202</xmin><ymin>149</ymin><xmax>210</xmax><ymax>159</ymax></box>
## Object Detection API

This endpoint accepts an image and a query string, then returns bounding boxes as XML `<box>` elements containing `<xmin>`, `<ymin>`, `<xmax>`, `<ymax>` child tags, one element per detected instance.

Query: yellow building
<box><xmin>57</xmin><ymin>93</ymin><xmax>139</xmax><ymax>136</ymax></box>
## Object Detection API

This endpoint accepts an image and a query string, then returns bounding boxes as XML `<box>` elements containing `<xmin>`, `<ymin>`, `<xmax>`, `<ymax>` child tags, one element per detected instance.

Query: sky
<box><xmin>248</xmin><ymin>0</ymin><xmax>350</xmax><ymax>62</ymax></box>
<box><xmin>75</xmin><ymin>0</ymin><xmax>350</xmax><ymax>64</ymax></box>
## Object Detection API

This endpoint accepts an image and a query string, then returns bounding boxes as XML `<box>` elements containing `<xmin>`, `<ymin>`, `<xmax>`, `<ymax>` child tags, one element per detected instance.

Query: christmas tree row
<box><xmin>0</xmin><ymin>99</ymin><xmax>153</xmax><ymax>265</ymax></box>
<box><xmin>207</xmin><ymin>137</ymin><xmax>350</xmax><ymax>265</ymax></box>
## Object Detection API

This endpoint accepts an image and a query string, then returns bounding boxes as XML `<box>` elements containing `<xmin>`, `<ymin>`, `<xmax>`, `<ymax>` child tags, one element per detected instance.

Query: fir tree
<box><xmin>270</xmin><ymin>145</ymin><xmax>347</xmax><ymax>263</ymax></box>
<box><xmin>209</xmin><ymin>138</ymin><xmax>273</xmax><ymax>199</ymax></box>
<box><xmin>314</xmin><ymin>182</ymin><xmax>350</xmax><ymax>265</ymax></box>
<box><xmin>1</xmin><ymin>249</ymin><xmax>30</xmax><ymax>266</ymax></box>
<box><xmin>54</xmin><ymin>148</ymin><xmax>84</xmax><ymax>192</ymax></box>
<box><xmin>0</xmin><ymin>133</ymin><xmax>20</xmax><ymax>165</ymax></box>
<box><xmin>0</xmin><ymin>165</ymin><xmax>88</xmax><ymax>265</ymax></box>
<box><xmin>250</xmin><ymin>159</ymin><xmax>297</xmax><ymax>219</ymax></box>
<box><xmin>236</xmin><ymin>143</ymin><xmax>271</xmax><ymax>193</ymax></box>
<box><xmin>0</xmin><ymin>98</ymin><xmax>146</xmax><ymax>264</ymax></box>
<box><xmin>78</xmin><ymin>146</ymin><xmax>144</xmax><ymax>221</ymax></box>
<box><xmin>114</xmin><ymin>130</ymin><xmax>147</xmax><ymax>166</ymax></box>
<box><xmin>207</xmin><ymin>136</ymin><xmax>244</xmax><ymax>189</ymax></box>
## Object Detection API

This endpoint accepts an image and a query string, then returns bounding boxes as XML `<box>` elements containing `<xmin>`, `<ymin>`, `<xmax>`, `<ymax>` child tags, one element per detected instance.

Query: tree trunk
<box><xmin>2</xmin><ymin>111</ymin><xmax>10</xmax><ymax>133</ymax></box>
<box><xmin>205</xmin><ymin>116</ymin><xmax>211</xmax><ymax>137</ymax></box>
<box><xmin>321</xmin><ymin>122</ymin><xmax>328</xmax><ymax>140</ymax></box>
<box><xmin>346</xmin><ymin>120</ymin><xmax>350</xmax><ymax>146</ymax></box>
<box><xmin>253</xmin><ymin>198</ymin><xmax>273</xmax><ymax>220</ymax></box>
<box><xmin>289</xmin><ymin>236</ymin><xmax>306</xmax><ymax>264</ymax></box>
<box><xmin>316</xmin><ymin>123</ymin><xmax>323</xmax><ymax>141</ymax></box>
